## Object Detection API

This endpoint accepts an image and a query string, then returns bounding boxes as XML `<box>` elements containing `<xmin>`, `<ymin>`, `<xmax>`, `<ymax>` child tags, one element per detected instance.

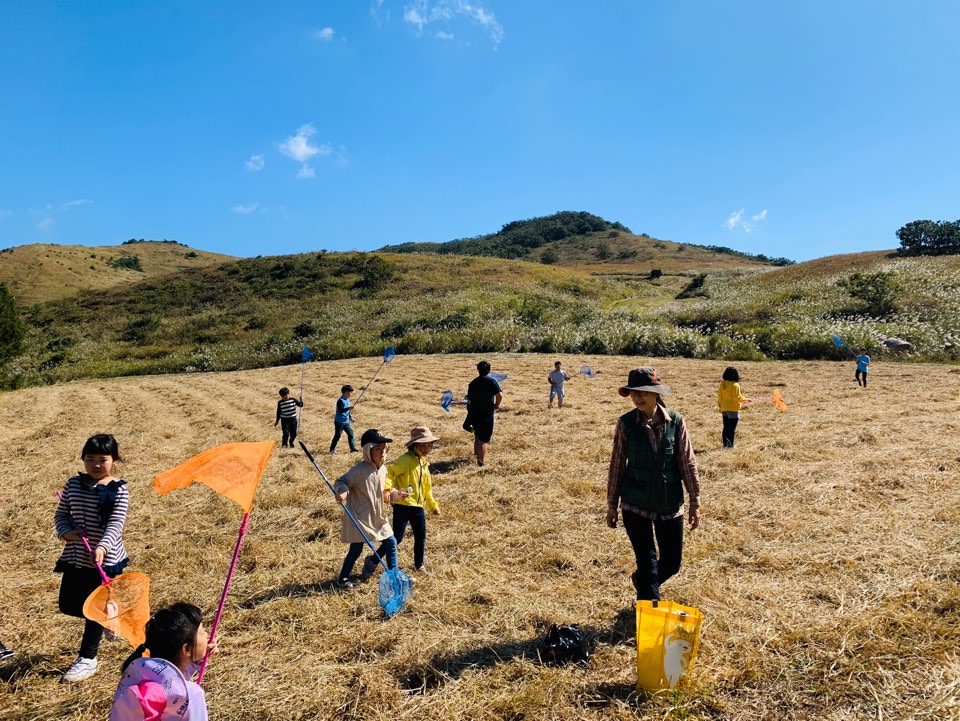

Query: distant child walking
<box><xmin>274</xmin><ymin>387</ymin><xmax>303</xmax><ymax>448</ymax></box>
<box><xmin>547</xmin><ymin>361</ymin><xmax>570</xmax><ymax>408</ymax></box>
<box><xmin>463</xmin><ymin>360</ymin><xmax>502</xmax><ymax>466</ymax></box>
<box><xmin>387</xmin><ymin>426</ymin><xmax>441</xmax><ymax>573</ymax></box>
<box><xmin>717</xmin><ymin>366</ymin><xmax>751</xmax><ymax>449</ymax></box>
<box><xmin>333</xmin><ymin>429</ymin><xmax>406</xmax><ymax>589</ymax></box>
<box><xmin>330</xmin><ymin>385</ymin><xmax>358</xmax><ymax>453</ymax></box>
<box><xmin>855</xmin><ymin>350</ymin><xmax>871</xmax><ymax>388</ymax></box>
<box><xmin>109</xmin><ymin>602</ymin><xmax>216</xmax><ymax>721</ymax></box>
<box><xmin>54</xmin><ymin>433</ymin><xmax>130</xmax><ymax>683</ymax></box>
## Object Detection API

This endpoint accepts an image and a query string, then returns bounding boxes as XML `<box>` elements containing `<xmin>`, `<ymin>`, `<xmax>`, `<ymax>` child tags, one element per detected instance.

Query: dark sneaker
<box><xmin>360</xmin><ymin>555</ymin><xmax>378</xmax><ymax>581</ymax></box>
<box><xmin>334</xmin><ymin>577</ymin><xmax>355</xmax><ymax>591</ymax></box>
<box><xmin>0</xmin><ymin>643</ymin><xmax>14</xmax><ymax>662</ymax></box>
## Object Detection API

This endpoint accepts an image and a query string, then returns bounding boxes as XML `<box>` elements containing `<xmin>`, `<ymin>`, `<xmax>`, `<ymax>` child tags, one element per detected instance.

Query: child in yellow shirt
<box><xmin>717</xmin><ymin>367</ymin><xmax>751</xmax><ymax>448</ymax></box>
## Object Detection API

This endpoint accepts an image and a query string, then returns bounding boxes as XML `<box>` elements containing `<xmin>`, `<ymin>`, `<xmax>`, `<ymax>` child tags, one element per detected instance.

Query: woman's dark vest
<box><xmin>620</xmin><ymin>409</ymin><xmax>685</xmax><ymax>515</ymax></box>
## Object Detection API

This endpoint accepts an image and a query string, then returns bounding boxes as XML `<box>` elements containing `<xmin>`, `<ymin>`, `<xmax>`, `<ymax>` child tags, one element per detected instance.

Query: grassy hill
<box><xmin>1</xmin><ymin>354</ymin><xmax>956</xmax><ymax>720</ymax></box>
<box><xmin>4</xmin><ymin>245</ymin><xmax>960</xmax><ymax>389</ymax></box>
<box><xmin>661</xmin><ymin>250</ymin><xmax>960</xmax><ymax>361</ymax></box>
<box><xmin>4</xmin><ymin>252</ymin><xmax>641</xmax><ymax>386</ymax></box>
<box><xmin>380</xmin><ymin>210</ymin><xmax>790</xmax><ymax>269</ymax></box>
<box><xmin>0</xmin><ymin>240</ymin><xmax>235</xmax><ymax>305</ymax></box>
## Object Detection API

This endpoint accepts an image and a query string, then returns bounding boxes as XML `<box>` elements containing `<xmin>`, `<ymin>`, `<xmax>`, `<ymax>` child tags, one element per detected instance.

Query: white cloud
<box><xmin>313</xmin><ymin>27</ymin><xmax>335</xmax><ymax>41</ymax></box>
<box><xmin>37</xmin><ymin>218</ymin><xmax>55</xmax><ymax>231</ymax></box>
<box><xmin>723</xmin><ymin>210</ymin><xmax>744</xmax><ymax>230</ymax></box>
<box><xmin>245</xmin><ymin>154</ymin><xmax>265</xmax><ymax>171</ymax></box>
<box><xmin>0</xmin><ymin>209</ymin><xmax>12</xmax><ymax>219</ymax></box>
<box><xmin>231</xmin><ymin>202</ymin><xmax>260</xmax><ymax>215</ymax></box>
<box><xmin>403</xmin><ymin>0</ymin><xmax>503</xmax><ymax>45</ymax></box>
<box><xmin>279</xmin><ymin>124</ymin><xmax>324</xmax><ymax>163</ymax></box>
<box><xmin>278</xmin><ymin>124</ymin><xmax>332</xmax><ymax>179</ymax></box>
<box><xmin>724</xmin><ymin>208</ymin><xmax>768</xmax><ymax>234</ymax></box>
<box><xmin>60</xmin><ymin>198</ymin><xmax>92</xmax><ymax>211</ymax></box>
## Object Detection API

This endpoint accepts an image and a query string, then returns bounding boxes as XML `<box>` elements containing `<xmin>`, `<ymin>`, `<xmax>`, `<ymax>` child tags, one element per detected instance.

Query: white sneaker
<box><xmin>61</xmin><ymin>656</ymin><xmax>98</xmax><ymax>683</ymax></box>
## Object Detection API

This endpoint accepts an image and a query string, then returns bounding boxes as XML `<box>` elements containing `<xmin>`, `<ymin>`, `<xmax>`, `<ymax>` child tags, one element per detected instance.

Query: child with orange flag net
<box><xmin>54</xmin><ymin>434</ymin><xmax>131</xmax><ymax>683</ymax></box>
<box><xmin>109</xmin><ymin>603</ymin><xmax>217</xmax><ymax>721</ymax></box>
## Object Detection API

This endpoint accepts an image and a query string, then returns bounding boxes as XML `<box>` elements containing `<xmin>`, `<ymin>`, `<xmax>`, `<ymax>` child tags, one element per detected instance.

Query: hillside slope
<box><xmin>5</xmin><ymin>243</ymin><xmax>959</xmax><ymax>390</ymax></box>
<box><xmin>6</xmin><ymin>252</ymin><xmax>641</xmax><ymax>386</ymax></box>
<box><xmin>0</xmin><ymin>240</ymin><xmax>235</xmax><ymax>305</ymax></box>
<box><xmin>380</xmin><ymin>210</ymin><xmax>788</xmax><ymax>270</ymax></box>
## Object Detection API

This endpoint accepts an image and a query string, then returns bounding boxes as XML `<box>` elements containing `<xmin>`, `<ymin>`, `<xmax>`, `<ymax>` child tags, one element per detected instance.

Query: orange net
<box><xmin>153</xmin><ymin>441</ymin><xmax>275</xmax><ymax>512</ymax></box>
<box><xmin>83</xmin><ymin>572</ymin><xmax>151</xmax><ymax>648</ymax></box>
<box><xmin>772</xmin><ymin>390</ymin><xmax>788</xmax><ymax>412</ymax></box>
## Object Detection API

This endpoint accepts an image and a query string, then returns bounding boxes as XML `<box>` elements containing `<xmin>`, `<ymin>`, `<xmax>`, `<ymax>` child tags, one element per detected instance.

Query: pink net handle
<box><xmin>80</xmin><ymin>536</ymin><xmax>113</xmax><ymax>585</ymax></box>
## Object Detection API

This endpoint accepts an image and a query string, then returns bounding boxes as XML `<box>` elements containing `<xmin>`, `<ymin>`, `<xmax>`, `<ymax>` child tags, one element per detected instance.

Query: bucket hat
<box><xmin>618</xmin><ymin>367</ymin><xmax>671</xmax><ymax>397</ymax></box>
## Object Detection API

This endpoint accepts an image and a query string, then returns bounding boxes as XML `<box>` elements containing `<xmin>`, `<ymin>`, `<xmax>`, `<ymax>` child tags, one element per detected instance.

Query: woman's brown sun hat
<box><xmin>406</xmin><ymin>425</ymin><xmax>440</xmax><ymax>448</ymax></box>
<box><xmin>618</xmin><ymin>367</ymin><xmax>672</xmax><ymax>397</ymax></box>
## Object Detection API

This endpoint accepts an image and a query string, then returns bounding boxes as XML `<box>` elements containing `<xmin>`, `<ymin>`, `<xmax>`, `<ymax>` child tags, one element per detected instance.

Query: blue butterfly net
<box><xmin>379</xmin><ymin>568</ymin><xmax>413</xmax><ymax>617</ymax></box>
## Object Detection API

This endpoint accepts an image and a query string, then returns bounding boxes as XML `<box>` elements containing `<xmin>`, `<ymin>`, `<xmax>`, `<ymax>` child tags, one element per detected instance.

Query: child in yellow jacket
<box><xmin>386</xmin><ymin>426</ymin><xmax>441</xmax><ymax>573</ymax></box>
<box><xmin>717</xmin><ymin>367</ymin><xmax>751</xmax><ymax>448</ymax></box>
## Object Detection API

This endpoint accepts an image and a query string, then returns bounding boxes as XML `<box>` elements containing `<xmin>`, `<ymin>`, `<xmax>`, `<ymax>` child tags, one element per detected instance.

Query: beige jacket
<box><xmin>333</xmin><ymin>446</ymin><xmax>393</xmax><ymax>544</ymax></box>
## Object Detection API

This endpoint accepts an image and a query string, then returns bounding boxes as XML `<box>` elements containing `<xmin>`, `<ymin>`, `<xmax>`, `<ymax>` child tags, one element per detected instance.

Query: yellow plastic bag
<box><xmin>635</xmin><ymin>599</ymin><xmax>703</xmax><ymax>691</ymax></box>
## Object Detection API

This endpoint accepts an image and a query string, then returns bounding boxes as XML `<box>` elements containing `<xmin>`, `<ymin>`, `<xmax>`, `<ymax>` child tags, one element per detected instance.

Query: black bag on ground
<box><xmin>539</xmin><ymin>624</ymin><xmax>590</xmax><ymax>665</ymax></box>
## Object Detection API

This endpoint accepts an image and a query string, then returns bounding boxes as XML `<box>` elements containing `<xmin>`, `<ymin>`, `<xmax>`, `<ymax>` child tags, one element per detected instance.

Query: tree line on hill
<box><xmin>896</xmin><ymin>219</ymin><xmax>960</xmax><ymax>256</ymax></box>
<box><xmin>383</xmin><ymin>210</ymin><xmax>630</xmax><ymax>259</ymax></box>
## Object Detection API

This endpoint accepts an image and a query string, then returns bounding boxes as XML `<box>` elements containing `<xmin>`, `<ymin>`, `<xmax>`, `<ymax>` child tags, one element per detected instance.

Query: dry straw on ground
<box><xmin>0</xmin><ymin>354</ymin><xmax>957</xmax><ymax>720</ymax></box>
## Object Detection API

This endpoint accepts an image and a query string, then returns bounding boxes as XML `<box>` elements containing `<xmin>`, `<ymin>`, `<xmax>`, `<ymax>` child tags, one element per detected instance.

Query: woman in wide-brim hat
<box><xmin>607</xmin><ymin>368</ymin><xmax>702</xmax><ymax>601</ymax></box>
<box><xmin>386</xmin><ymin>426</ymin><xmax>442</xmax><ymax>573</ymax></box>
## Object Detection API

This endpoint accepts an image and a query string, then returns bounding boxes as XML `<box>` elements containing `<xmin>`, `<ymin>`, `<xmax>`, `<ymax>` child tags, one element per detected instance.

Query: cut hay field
<box><xmin>0</xmin><ymin>354</ymin><xmax>957</xmax><ymax>720</ymax></box>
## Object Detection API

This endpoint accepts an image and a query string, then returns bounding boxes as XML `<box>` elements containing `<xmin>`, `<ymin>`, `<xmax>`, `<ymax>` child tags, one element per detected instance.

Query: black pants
<box><xmin>392</xmin><ymin>504</ymin><xmax>427</xmax><ymax>569</ymax></box>
<box><xmin>856</xmin><ymin>369</ymin><xmax>867</xmax><ymax>387</ymax></box>
<box><xmin>59</xmin><ymin>566</ymin><xmax>117</xmax><ymax>659</ymax></box>
<box><xmin>721</xmin><ymin>414</ymin><xmax>739</xmax><ymax>448</ymax></box>
<box><xmin>280</xmin><ymin>416</ymin><xmax>298</xmax><ymax>447</ymax></box>
<box><xmin>622</xmin><ymin>510</ymin><xmax>684</xmax><ymax>601</ymax></box>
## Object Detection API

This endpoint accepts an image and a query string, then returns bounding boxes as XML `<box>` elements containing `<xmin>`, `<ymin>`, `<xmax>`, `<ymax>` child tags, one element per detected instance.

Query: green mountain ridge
<box><xmin>379</xmin><ymin>210</ymin><xmax>792</xmax><ymax>267</ymax></box>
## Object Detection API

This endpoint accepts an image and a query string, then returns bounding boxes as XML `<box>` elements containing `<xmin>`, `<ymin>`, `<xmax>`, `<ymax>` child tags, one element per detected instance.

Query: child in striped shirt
<box><xmin>54</xmin><ymin>433</ymin><xmax>131</xmax><ymax>683</ymax></box>
<box><xmin>274</xmin><ymin>387</ymin><xmax>303</xmax><ymax>448</ymax></box>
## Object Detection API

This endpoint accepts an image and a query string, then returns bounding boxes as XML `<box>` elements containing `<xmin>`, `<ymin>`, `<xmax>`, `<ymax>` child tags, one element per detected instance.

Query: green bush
<box><xmin>676</xmin><ymin>273</ymin><xmax>709</xmax><ymax>299</ymax></box>
<box><xmin>107</xmin><ymin>255</ymin><xmax>144</xmax><ymax>272</ymax></box>
<box><xmin>837</xmin><ymin>271</ymin><xmax>901</xmax><ymax>317</ymax></box>
<box><xmin>0</xmin><ymin>282</ymin><xmax>25</xmax><ymax>364</ymax></box>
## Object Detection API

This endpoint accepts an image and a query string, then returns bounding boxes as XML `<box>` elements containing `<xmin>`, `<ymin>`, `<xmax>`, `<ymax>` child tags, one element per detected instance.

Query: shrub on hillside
<box><xmin>0</xmin><ymin>282</ymin><xmax>24</xmax><ymax>365</ymax></box>
<box><xmin>353</xmin><ymin>255</ymin><xmax>396</xmax><ymax>296</ymax></box>
<box><xmin>676</xmin><ymin>273</ymin><xmax>709</xmax><ymax>299</ymax></box>
<box><xmin>108</xmin><ymin>255</ymin><xmax>143</xmax><ymax>272</ymax></box>
<box><xmin>837</xmin><ymin>271</ymin><xmax>901</xmax><ymax>318</ymax></box>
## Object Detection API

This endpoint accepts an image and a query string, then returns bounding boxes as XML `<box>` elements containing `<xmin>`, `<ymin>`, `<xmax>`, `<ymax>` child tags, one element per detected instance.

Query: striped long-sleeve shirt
<box><xmin>607</xmin><ymin>407</ymin><xmax>700</xmax><ymax>520</ymax></box>
<box><xmin>276</xmin><ymin>397</ymin><xmax>303</xmax><ymax>422</ymax></box>
<box><xmin>54</xmin><ymin>474</ymin><xmax>130</xmax><ymax>572</ymax></box>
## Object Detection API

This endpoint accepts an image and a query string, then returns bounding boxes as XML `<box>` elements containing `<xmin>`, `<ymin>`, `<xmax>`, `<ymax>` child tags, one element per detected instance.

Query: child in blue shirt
<box><xmin>855</xmin><ymin>351</ymin><xmax>871</xmax><ymax>388</ymax></box>
<box><xmin>330</xmin><ymin>385</ymin><xmax>358</xmax><ymax>453</ymax></box>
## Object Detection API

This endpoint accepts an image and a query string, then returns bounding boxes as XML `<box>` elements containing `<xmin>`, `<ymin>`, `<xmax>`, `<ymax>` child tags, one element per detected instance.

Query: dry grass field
<box><xmin>0</xmin><ymin>354</ymin><xmax>957</xmax><ymax>720</ymax></box>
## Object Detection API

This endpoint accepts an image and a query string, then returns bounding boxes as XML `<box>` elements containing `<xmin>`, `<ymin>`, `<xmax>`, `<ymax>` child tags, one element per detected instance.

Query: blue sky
<box><xmin>1</xmin><ymin>1</ymin><xmax>958</xmax><ymax>262</ymax></box>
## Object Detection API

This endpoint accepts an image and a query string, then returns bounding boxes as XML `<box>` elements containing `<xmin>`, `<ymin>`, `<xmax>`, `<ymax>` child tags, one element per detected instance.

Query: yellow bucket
<box><xmin>635</xmin><ymin>599</ymin><xmax>703</xmax><ymax>691</ymax></box>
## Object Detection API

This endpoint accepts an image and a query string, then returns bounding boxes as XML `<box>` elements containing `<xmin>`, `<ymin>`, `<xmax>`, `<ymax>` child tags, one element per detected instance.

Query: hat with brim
<box><xmin>618</xmin><ymin>367</ymin><xmax>671</xmax><ymax>397</ymax></box>
<box><xmin>360</xmin><ymin>428</ymin><xmax>392</xmax><ymax>446</ymax></box>
<box><xmin>406</xmin><ymin>426</ymin><xmax>440</xmax><ymax>448</ymax></box>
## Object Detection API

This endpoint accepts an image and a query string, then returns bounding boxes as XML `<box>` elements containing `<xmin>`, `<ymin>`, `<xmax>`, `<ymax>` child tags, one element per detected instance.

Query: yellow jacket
<box><xmin>386</xmin><ymin>451</ymin><xmax>440</xmax><ymax>513</ymax></box>
<box><xmin>717</xmin><ymin>381</ymin><xmax>748</xmax><ymax>413</ymax></box>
